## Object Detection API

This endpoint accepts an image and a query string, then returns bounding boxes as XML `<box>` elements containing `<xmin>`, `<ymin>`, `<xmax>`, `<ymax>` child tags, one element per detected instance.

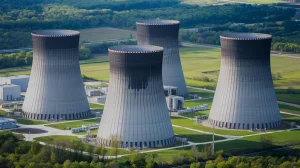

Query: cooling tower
<box><xmin>22</xmin><ymin>30</ymin><xmax>90</xmax><ymax>120</ymax></box>
<box><xmin>136</xmin><ymin>20</ymin><xmax>188</xmax><ymax>97</ymax></box>
<box><xmin>208</xmin><ymin>33</ymin><xmax>282</xmax><ymax>130</ymax></box>
<box><xmin>97</xmin><ymin>45</ymin><xmax>175</xmax><ymax>148</ymax></box>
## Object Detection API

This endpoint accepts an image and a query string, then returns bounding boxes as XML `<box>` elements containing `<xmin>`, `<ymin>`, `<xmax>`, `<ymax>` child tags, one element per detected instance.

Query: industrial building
<box><xmin>0</xmin><ymin>117</ymin><xmax>17</xmax><ymax>130</ymax></box>
<box><xmin>0</xmin><ymin>75</ymin><xmax>29</xmax><ymax>92</ymax></box>
<box><xmin>0</xmin><ymin>84</ymin><xmax>21</xmax><ymax>101</ymax></box>
<box><xmin>97</xmin><ymin>45</ymin><xmax>175</xmax><ymax>148</ymax></box>
<box><xmin>136</xmin><ymin>20</ymin><xmax>188</xmax><ymax>97</ymax></box>
<box><xmin>22</xmin><ymin>30</ymin><xmax>90</xmax><ymax>120</ymax></box>
<box><xmin>164</xmin><ymin>86</ymin><xmax>178</xmax><ymax>97</ymax></box>
<box><xmin>208</xmin><ymin>33</ymin><xmax>282</xmax><ymax>130</ymax></box>
<box><xmin>166</xmin><ymin>96</ymin><xmax>184</xmax><ymax>111</ymax></box>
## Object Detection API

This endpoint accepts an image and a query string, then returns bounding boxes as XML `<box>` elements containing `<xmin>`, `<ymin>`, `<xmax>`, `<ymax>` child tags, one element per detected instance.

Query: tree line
<box><xmin>0</xmin><ymin>3</ymin><xmax>296</xmax><ymax>50</ymax></box>
<box><xmin>0</xmin><ymin>131</ymin><xmax>300</xmax><ymax>168</ymax></box>
<box><xmin>180</xmin><ymin>20</ymin><xmax>300</xmax><ymax>53</ymax></box>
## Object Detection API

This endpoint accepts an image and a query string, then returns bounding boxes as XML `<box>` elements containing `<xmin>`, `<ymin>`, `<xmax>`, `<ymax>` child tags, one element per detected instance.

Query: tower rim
<box><xmin>220</xmin><ymin>33</ymin><xmax>272</xmax><ymax>40</ymax></box>
<box><xmin>108</xmin><ymin>45</ymin><xmax>163</xmax><ymax>54</ymax></box>
<box><xmin>136</xmin><ymin>20</ymin><xmax>180</xmax><ymax>26</ymax></box>
<box><xmin>31</xmin><ymin>29</ymin><xmax>80</xmax><ymax>37</ymax></box>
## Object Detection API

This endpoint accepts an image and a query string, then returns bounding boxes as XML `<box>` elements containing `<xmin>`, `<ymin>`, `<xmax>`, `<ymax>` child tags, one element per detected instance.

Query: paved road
<box><xmin>278</xmin><ymin>101</ymin><xmax>300</xmax><ymax>109</ymax></box>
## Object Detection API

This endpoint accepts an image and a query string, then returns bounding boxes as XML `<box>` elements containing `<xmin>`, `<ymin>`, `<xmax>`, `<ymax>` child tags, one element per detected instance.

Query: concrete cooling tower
<box><xmin>97</xmin><ymin>45</ymin><xmax>175</xmax><ymax>148</ymax></box>
<box><xmin>208</xmin><ymin>33</ymin><xmax>282</xmax><ymax>130</ymax></box>
<box><xmin>22</xmin><ymin>30</ymin><xmax>90</xmax><ymax>120</ymax></box>
<box><xmin>136</xmin><ymin>20</ymin><xmax>188</xmax><ymax>97</ymax></box>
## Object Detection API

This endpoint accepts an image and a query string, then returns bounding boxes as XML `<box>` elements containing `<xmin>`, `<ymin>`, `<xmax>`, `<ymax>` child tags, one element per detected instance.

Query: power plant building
<box><xmin>0</xmin><ymin>75</ymin><xmax>29</xmax><ymax>92</ymax></box>
<box><xmin>0</xmin><ymin>84</ymin><xmax>21</xmax><ymax>101</ymax></box>
<box><xmin>22</xmin><ymin>30</ymin><xmax>90</xmax><ymax>120</ymax></box>
<box><xmin>208</xmin><ymin>33</ymin><xmax>282</xmax><ymax>130</ymax></box>
<box><xmin>136</xmin><ymin>20</ymin><xmax>188</xmax><ymax>97</ymax></box>
<box><xmin>97</xmin><ymin>45</ymin><xmax>175</xmax><ymax>148</ymax></box>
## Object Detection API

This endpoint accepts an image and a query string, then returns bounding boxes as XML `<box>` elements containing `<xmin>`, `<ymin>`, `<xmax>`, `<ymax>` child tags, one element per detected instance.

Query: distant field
<box><xmin>89</xmin><ymin>103</ymin><xmax>104</xmax><ymax>110</ymax></box>
<box><xmin>79</xmin><ymin>27</ymin><xmax>136</xmax><ymax>43</ymax></box>
<box><xmin>1</xmin><ymin>39</ymin><xmax>300</xmax><ymax>104</ymax></box>
<box><xmin>45</xmin><ymin>118</ymin><xmax>100</xmax><ymax>130</ymax></box>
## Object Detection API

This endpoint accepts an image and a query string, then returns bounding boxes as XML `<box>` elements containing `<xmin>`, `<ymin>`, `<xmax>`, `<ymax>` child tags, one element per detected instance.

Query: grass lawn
<box><xmin>152</xmin><ymin>129</ymin><xmax>300</xmax><ymax>161</ymax></box>
<box><xmin>89</xmin><ymin>103</ymin><xmax>104</xmax><ymax>110</ymax></box>
<box><xmin>173</xmin><ymin>127</ymin><xmax>225</xmax><ymax>143</ymax></box>
<box><xmin>34</xmin><ymin>135</ymin><xmax>129</xmax><ymax>156</ymax></box>
<box><xmin>214</xmin><ymin>129</ymin><xmax>300</xmax><ymax>155</ymax></box>
<box><xmin>279</xmin><ymin>104</ymin><xmax>300</xmax><ymax>115</ymax></box>
<box><xmin>16</xmin><ymin>118</ymin><xmax>48</xmax><ymax>125</ymax></box>
<box><xmin>79</xmin><ymin>27</ymin><xmax>136</xmax><ymax>43</ymax></box>
<box><xmin>0</xmin><ymin>110</ymin><xmax>7</xmax><ymax>117</ymax></box>
<box><xmin>45</xmin><ymin>118</ymin><xmax>100</xmax><ymax>130</ymax></box>
<box><xmin>281</xmin><ymin>113</ymin><xmax>300</xmax><ymax>125</ymax></box>
<box><xmin>1</xmin><ymin>40</ymin><xmax>300</xmax><ymax>103</ymax></box>
<box><xmin>187</xmin><ymin>88</ymin><xmax>214</xmax><ymax>98</ymax></box>
<box><xmin>277</xmin><ymin>94</ymin><xmax>300</xmax><ymax>105</ymax></box>
<box><xmin>171</xmin><ymin>117</ymin><xmax>256</xmax><ymax>136</ymax></box>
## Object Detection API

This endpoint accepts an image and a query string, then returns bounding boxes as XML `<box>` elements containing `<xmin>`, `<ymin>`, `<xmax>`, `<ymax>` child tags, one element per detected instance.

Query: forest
<box><xmin>0</xmin><ymin>131</ymin><xmax>300</xmax><ymax>168</ymax></box>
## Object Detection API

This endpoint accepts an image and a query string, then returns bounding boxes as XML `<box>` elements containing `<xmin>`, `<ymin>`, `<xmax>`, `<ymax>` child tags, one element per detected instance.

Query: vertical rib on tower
<box><xmin>97</xmin><ymin>45</ymin><xmax>175</xmax><ymax>148</ymax></box>
<box><xmin>208</xmin><ymin>33</ymin><xmax>282</xmax><ymax>130</ymax></box>
<box><xmin>136</xmin><ymin>20</ymin><xmax>188</xmax><ymax>97</ymax></box>
<box><xmin>22</xmin><ymin>30</ymin><xmax>90</xmax><ymax>120</ymax></box>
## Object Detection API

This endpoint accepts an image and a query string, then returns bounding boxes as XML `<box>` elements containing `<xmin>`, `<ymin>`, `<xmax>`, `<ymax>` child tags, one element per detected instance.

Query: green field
<box><xmin>279</xmin><ymin>104</ymin><xmax>300</xmax><ymax>115</ymax></box>
<box><xmin>187</xmin><ymin>88</ymin><xmax>214</xmax><ymax>98</ymax></box>
<box><xmin>16</xmin><ymin>119</ymin><xmax>48</xmax><ymax>125</ymax></box>
<box><xmin>152</xmin><ymin>129</ymin><xmax>300</xmax><ymax>161</ymax></box>
<box><xmin>173</xmin><ymin>127</ymin><xmax>225</xmax><ymax>143</ymax></box>
<box><xmin>34</xmin><ymin>135</ymin><xmax>129</xmax><ymax>156</ymax></box>
<box><xmin>281</xmin><ymin>113</ymin><xmax>300</xmax><ymax>125</ymax></box>
<box><xmin>79</xmin><ymin>27</ymin><xmax>136</xmax><ymax>43</ymax></box>
<box><xmin>277</xmin><ymin>94</ymin><xmax>300</xmax><ymax>105</ymax></box>
<box><xmin>171</xmin><ymin>117</ymin><xmax>256</xmax><ymax>136</ymax></box>
<box><xmin>1</xmin><ymin>40</ymin><xmax>300</xmax><ymax>103</ymax></box>
<box><xmin>89</xmin><ymin>103</ymin><xmax>104</xmax><ymax>110</ymax></box>
<box><xmin>45</xmin><ymin>118</ymin><xmax>101</xmax><ymax>130</ymax></box>
<box><xmin>0</xmin><ymin>110</ymin><xmax>7</xmax><ymax>117</ymax></box>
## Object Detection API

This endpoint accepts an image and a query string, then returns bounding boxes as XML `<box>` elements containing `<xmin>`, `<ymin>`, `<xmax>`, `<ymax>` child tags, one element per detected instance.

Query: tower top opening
<box><xmin>136</xmin><ymin>20</ymin><xmax>179</xmax><ymax>26</ymax></box>
<box><xmin>220</xmin><ymin>33</ymin><xmax>272</xmax><ymax>40</ymax></box>
<box><xmin>32</xmin><ymin>30</ymin><xmax>80</xmax><ymax>37</ymax></box>
<box><xmin>108</xmin><ymin>45</ymin><xmax>163</xmax><ymax>54</ymax></box>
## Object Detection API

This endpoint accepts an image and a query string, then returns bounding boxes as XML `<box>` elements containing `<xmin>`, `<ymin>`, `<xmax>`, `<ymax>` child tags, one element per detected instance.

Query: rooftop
<box><xmin>1</xmin><ymin>75</ymin><xmax>29</xmax><ymax>80</ymax></box>
<box><xmin>32</xmin><ymin>30</ymin><xmax>80</xmax><ymax>37</ymax></box>
<box><xmin>0</xmin><ymin>84</ymin><xmax>20</xmax><ymax>88</ymax></box>
<box><xmin>108</xmin><ymin>45</ymin><xmax>163</xmax><ymax>54</ymax></box>
<box><xmin>0</xmin><ymin>117</ymin><xmax>16</xmax><ymax>123</ymax></box>
<box><xmin>220</xmin><ymin>33</ymin><xmax>272</xmax><ymax>40</ymax></box>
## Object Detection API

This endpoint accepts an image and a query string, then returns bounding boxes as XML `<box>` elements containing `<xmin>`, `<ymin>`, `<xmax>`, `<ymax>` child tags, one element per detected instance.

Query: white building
<box><xmin>0</xmin><ymin>84</ymin><xmax>21</xmax><ymax>101</ymax></box>
<box><xmin>0</xmin><ymin>75</ymin><xmax>29</xmax><ymax>92</ymax></box>
<box><xmin>0</xmin><ymin>117</ymin><xmax>17</xmax><ymax>130</ymax></box>
<box><xmin>166</xmin><ymin>96</ymin><xmax>184</xmax><ymax>111</ymax></box>
<box><xmin>164</xmin><ymin>86</ymin><xmax>178</xmax><ymax>97</ymax></box>
<box><xmin>93</xmin><ymin>96</ymin><xmax>106</xmax><ymax>104</ymax></box>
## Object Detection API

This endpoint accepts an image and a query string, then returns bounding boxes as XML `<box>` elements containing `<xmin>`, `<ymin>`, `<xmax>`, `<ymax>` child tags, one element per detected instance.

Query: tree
<box><xmin>94</xmin><ymin>144</ymin><xmax>107</xmax><ymax>161</ymax></box>
<box><xmin>190</xmin><ymin>145</ymin><xmax>200</xmax><ymax>161</ymax></box>
<box><xmin>51</xmin><ymin>151</ymin><xmax>57</xmax><ymax>163</ymax></box>
<box><xmin>63</xmin><ymin>160</ymin><xmax>72</xmax><ymax>168</ymax></box>
<box><xmin>146</xmin><ymin>153</ymin><xmax>158</xmax><ymax>168</ymax></box>
<box><xmin>190</xmin><ymin>162</ymin><xmax>201</xmax><ymax>168</ymax></box>
<box><xmin>30</xmin><ymin>141</ymin><xmax>41</xmax><ymax>155</ymax></box>
<box><xmin>110</xmin><ymin>134</ymin><xmax>121</xmax><ymax>160</ymax></box>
